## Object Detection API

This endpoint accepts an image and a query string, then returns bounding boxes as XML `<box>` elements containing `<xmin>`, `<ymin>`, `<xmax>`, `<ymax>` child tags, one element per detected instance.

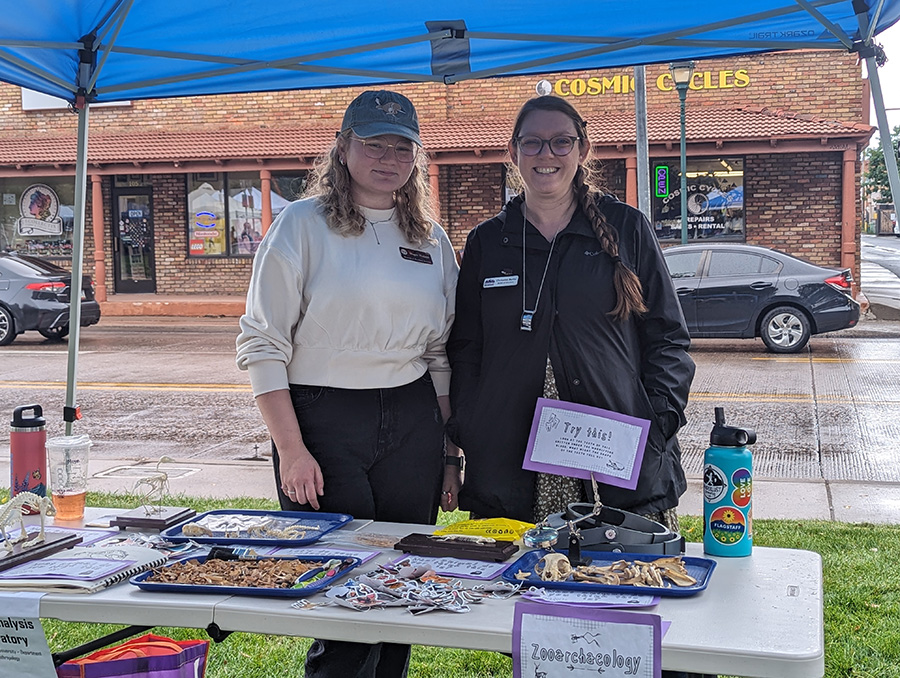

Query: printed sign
<box><xmin>0</xmin><ymin>593</ymin><xmax>56</xmax><ymax>677</ymax></box>
<box><xmin>523</xmin><ymin>398</ymin><xmax>650</xmax><ymax>489</ymax></box>
<box><xmin>513</xmin><ymin>601</ymin><xmax>661</xmax><ymax>678</ymax></box>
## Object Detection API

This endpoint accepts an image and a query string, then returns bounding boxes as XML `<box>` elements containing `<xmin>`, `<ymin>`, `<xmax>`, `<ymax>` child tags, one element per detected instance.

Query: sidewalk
<box><xmin>3</xmin><ymin>454</ymin><xmax>900</xmax><ymax>525</ymax></box>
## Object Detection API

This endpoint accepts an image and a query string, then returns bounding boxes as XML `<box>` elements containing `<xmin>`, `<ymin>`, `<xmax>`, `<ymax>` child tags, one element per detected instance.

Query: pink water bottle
<box><xmin>10</xmin><ymin>404</ymin><xmax>48</xmax><ymax>514</ymax></box>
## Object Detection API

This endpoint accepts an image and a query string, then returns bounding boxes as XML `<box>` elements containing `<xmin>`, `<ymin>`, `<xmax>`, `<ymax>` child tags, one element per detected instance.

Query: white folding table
<box><xmin>19</xmin><ymin>511</ymin><xmax>824</xmax><ymax>677</ymax></box>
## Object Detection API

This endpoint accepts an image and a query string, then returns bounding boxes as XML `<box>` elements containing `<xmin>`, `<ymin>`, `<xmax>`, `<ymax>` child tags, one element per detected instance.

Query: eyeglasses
<box><xmin>350</xmin><ymin>136</ymin><xmax>418</xmax><ymax>163</ymax></box>
<box><xmin>515</xmin><ymin>135</ymin><xmax>581</xmax><ymax>157</ymax></box>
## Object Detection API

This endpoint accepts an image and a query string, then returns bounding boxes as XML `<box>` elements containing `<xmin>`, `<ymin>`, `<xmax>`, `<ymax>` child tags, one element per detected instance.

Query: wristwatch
<box><xmin>444</xmin><ymin>455</ymin><xmax>465</xmax><ymax>473</ymax></box>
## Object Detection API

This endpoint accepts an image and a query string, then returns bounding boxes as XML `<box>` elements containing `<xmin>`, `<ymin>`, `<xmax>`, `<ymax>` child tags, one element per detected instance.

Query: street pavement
<box><xmin>3</xmin><ymin>316</ymin><xmax>900</xmax><ymax>527</ymax></box>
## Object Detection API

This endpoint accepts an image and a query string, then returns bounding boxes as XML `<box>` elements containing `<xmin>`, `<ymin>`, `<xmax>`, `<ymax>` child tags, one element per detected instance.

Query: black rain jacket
<box><xmin>446</xmin><ymin>195</ymin><xmax>695</xmax><ymax>522</ymax></box>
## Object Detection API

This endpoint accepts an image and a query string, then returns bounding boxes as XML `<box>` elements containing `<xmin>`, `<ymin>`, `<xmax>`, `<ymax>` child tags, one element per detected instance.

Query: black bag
<box><xmin>545</xmin><ymin>503</ymin><xmax>684</xmax><ymax>555</ymax></box>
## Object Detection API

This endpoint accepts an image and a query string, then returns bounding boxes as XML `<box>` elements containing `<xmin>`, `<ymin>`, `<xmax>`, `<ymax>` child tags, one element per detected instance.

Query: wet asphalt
<box><xmin>1</xmin><ymin>315</ymin><xmax>899</xmax><ymax>524</ymax></box>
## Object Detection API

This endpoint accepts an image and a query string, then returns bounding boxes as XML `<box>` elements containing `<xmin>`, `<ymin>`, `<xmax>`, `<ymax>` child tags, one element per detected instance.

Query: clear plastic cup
<box><xmin>46</xmin><ymin>434</ymin><xmax>92</xmax><ymax>521</ymax></box>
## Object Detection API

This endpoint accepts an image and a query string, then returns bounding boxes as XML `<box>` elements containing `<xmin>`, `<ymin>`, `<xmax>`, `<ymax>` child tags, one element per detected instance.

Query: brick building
<box><xmin>0</xmin><ymin>49</ymin><xmax>874</xmax><ymax>301</ymax></box>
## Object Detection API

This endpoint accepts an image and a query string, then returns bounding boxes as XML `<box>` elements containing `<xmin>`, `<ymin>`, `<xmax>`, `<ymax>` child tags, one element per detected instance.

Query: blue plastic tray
<box><xmin>130</xmin><ymin>553</ymin><xmax>361</xmax><ymax>597</ymax></box>
<box><xmin>160</xmin><ymin>509</ymin><xmax>353</xmax><ymax>547</ymax></box>
<box><xmin>502</xmin><ymin>549</ymin><xmax>715</xmax><ymax>597</ymax></box>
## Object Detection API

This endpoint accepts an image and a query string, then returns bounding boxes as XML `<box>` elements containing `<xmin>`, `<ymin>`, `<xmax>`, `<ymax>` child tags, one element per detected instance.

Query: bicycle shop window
<box><xmin>0</xmin><ymin>178</ymin><xmax>76</xmax><ymax>260</ymax></box>
<box><xmin>187</xmin><ymin>172</ymin><xmax>264</xmax><ymax>257</ymax></box>
<box><xmin>650</xmin><ymin>157</ymin><xmax>744</xmax><ymax>242</ymax></box>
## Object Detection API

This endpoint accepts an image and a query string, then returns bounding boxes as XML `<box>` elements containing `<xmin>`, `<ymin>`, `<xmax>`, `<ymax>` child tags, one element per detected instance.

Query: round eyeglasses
<box><xmin>515</xmin><ymin>135</ymin><xmax>581</xmax><ymax>157</ymax></box>
<box><xmin>350</xmin><ymin>136</ymin><xmax>418</xmax><ymax>163</ymax></box>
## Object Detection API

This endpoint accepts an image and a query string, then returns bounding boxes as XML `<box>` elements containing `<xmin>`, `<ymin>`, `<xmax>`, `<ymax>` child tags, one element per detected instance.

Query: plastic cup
<box><xmin>47</xmin><ymin>434</ymin><xmax>92</xmax><ymax>521</ymax></box>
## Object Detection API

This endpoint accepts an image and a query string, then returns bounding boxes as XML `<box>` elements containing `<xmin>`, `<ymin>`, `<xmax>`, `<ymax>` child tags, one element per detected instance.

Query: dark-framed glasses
<box><xmin>516</xmin><ymin>135</ymin><xmax>581</xmax><ymax>157</ymax></box>
<box><xmin>350</xmin><ymin>136</ymin><xmax>418</xmax><ymax>163</ymax></box>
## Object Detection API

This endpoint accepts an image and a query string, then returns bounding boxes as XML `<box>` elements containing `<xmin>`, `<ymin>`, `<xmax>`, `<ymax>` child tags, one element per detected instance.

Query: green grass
<box><xmin>14</xmin><ymin>491</ymin><xmax>900</xmax><ymax>677</ymax></box>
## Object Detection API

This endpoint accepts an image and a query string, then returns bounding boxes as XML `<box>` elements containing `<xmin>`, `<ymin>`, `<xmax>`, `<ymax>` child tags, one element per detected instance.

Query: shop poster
<box><xmin>513</xmin><ymin>600</ymin><xmax>661</xmax><ymax>678</ymax></box>
<box><xmin>523</xmin><ymin>398</ymin><xmax>650</xmax><ymax>489</ymax></box>
<box><xmin>0</xmin><ymin>593</ymin><xmax>56</xmax><ymax>678</ymax></box>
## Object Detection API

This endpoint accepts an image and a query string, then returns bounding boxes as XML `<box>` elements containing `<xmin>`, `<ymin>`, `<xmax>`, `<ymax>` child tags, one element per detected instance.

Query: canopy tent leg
<box><xmin>858</xmin><ymin>8</ymin><xmax>900</xmax><ymax>213</ymax></box>
<box><xmin>65</xmin><ymin>102</ymin><xmax>90</xmax><ymax>435</ymax></box>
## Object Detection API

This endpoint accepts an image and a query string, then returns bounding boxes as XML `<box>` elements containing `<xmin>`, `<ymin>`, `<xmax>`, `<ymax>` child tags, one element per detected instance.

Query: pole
<box><xmin>65</xmin><ymin>103</ymin><xmax>89</xmax><ymax>436</ymax></box>
<box><xmin>634</xmin><ymin>66</ymin><xmax>651</xmax><ymax>219</ymax></box>
<box><xmin>678</xmin><ymin>86</ymin><xmax>688</xmax><ymax>245</ymax></box>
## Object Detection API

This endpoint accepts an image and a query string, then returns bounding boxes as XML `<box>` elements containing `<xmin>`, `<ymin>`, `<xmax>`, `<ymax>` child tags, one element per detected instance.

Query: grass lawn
<box><xmin>14</xmin><ymin>491</ymin><xmax>900</xmax><ymax>677</ymax></box>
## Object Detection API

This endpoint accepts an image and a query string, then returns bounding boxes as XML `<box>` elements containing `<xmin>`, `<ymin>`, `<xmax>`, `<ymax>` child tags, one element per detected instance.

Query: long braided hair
<box><xmin>305</xmin><ymin>129</ymin><xmax>436</xmax><ymax>247</ymax></box>
<box><xmin>510</xmin><ymin>96</ymin><xmax>648</xmax><ymax>321</ymax></box>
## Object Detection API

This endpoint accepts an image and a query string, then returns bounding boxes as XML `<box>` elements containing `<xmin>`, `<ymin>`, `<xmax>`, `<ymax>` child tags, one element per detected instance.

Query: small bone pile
<box><xmin>536</xmin><ymin>554</ymin><xmax>697</xmax><ymax>588</ymax></box>
<box><xmin>146</xmin><ymin>558</ymin><xmax>320</xmax><ymax>588</ymax></box>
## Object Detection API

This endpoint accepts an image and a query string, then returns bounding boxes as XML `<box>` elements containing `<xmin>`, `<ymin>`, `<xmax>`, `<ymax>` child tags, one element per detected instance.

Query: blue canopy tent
<box><xmin>1</xmin><ymin>0</ymin><xmax>899</xmax><ymax>431</ymax></box>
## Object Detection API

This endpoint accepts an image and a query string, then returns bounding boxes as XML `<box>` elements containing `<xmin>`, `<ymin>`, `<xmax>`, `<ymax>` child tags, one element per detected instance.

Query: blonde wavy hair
<box><xmin>508</xmin><ymin>96</ymin><xmax>648</xmax><ymax>322</ymax></box>
<box><xmin>305</xmin><ymin>130</ymin><xmax>436</xmax><ymax>246</ymax></box>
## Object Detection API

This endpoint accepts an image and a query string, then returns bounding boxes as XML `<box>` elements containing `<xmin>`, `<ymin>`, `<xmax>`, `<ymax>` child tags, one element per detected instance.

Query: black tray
<box><xmin>131</xmin><ymin>553</ymin><xmax>360</xmax><ymax>597</ymax></box>
<box><xmin>161</xmin><ymin>509</ymin><xmax>353</xmax><ymax>547</ymax></box>
<box><xmin>394</xmin><ymin>533</ymin><xmax>519</xmax><ymax>562</ymax></box>
<box><xmin>502</xmin><ymin>549</ymin><xmax>715</xmax><ymax>597</ymax></box>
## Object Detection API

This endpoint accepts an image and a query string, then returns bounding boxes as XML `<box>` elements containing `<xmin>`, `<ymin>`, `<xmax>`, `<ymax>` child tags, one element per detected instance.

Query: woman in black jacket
<box><xmin>447</xmin><ymin>95</ymin><xmax>696</xmax><ymax>533</ymax></box>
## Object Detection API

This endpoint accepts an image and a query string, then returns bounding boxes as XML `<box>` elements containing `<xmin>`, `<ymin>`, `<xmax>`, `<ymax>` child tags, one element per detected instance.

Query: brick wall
<box><xmin>745</xmin><ymin>152</ymin><xmax>844</xmax><ymax>267</ymax></box>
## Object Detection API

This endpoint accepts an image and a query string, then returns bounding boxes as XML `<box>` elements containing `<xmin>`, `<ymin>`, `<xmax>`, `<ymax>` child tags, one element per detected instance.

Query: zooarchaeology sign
<box><xmin>538</xmin><ymin>69</ymin><xmax>750</xmax><ymax>97</ymax></box>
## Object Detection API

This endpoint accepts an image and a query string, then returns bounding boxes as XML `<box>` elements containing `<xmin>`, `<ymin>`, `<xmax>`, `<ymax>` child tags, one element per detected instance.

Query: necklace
<box><xmin>362</xmin><ymin>207</ymin><xmax>396</xmax><ymax>245</ymax></box>
<box><xmin>521</xmin><ymin>201</ymin><xmax>561</xmax><ymax>332</ymax></box>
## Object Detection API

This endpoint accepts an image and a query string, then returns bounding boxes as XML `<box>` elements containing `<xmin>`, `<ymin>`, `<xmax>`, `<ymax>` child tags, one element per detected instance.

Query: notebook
<box><xmin>0</xmin><ymin>545</ymin><xmax>167</xmax><ymax>593</ymax></box>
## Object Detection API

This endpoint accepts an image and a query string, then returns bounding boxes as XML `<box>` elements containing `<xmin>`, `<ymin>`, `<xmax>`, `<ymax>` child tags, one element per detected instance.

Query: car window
<box><xmin>707</xmin><ymin>252</ymin><xmax>776</xmax><ymax>277</ymax></box>
<box><xmin>0</xmin><ymin>255</ymin><xmax>63</xmax><ymax>277</ymax></box>
<box><xmin>665</xmin><ymin>252</ymin><xmax>703</xmax><ymax>278</ymax></box>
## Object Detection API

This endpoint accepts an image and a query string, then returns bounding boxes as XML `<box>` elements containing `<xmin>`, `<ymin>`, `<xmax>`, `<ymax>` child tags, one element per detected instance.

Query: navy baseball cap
<box><xmin>341</xmin><ymin>90</ymin><xmax>421</xmax><ymax>146</ymax></box>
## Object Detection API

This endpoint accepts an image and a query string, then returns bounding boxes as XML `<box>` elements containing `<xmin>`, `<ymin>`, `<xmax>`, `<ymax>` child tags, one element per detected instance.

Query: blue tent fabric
<box><xmin>0</xmin><ymin>0</ymin><xmax>899</xmax><ymax>104</ymax></box>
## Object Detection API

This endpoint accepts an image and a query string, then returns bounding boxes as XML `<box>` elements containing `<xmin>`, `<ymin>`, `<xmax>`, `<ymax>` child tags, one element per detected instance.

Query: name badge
<box><xmin>483</xmin><ymin>275</ymin><xmax>519</xmax><ymax>288</ymax></box>
<box><xmin>399</xmin><ymin>247</ymin><xmax>433</xmax><ymax>264</ymax></box>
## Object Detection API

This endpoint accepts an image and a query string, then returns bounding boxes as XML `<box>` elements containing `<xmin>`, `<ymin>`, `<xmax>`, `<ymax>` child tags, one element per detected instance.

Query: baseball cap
<box><xmin>341</xmin><ymin>90</ymin><xmax>421</xmax><ymax>146</ymax></box>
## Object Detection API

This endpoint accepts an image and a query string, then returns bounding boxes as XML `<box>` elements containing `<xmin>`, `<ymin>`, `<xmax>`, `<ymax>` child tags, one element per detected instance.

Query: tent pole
<box><xmin>867</xmin><ymin>62</ymin><xmax>900</xmax><ymax>208</ymax></box>
<box><xmin>65</xmin><ymin>103</ymin><xmax>90</xmax><ymax>436</ymax></box>
<box><xmin>634</xmin><ymin>66</ymin><xmax>651</xmax><ymax>219</ymax></box>
<box><xmin>857</xmin><ymin>8</ymin><xmax>900</xmax><ymax>210</ymax></box>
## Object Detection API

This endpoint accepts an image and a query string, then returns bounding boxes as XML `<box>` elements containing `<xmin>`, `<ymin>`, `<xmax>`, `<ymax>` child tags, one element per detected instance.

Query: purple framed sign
<box><xmin>513</xmin><ymin>600</ymin><xmax>662</xmax><ymax>678</ymax></box>
<box><xmin>523</xmin><ymin>398</ymin><xmax>651</xmax><ymax>490</ymax></box>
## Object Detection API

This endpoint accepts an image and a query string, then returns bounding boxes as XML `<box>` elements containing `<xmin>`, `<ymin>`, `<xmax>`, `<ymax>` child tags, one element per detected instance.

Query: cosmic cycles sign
<box><xmin>536</xmin><ymin>69</ymin><xmax>750</xmax><ymax>97</ymax></box>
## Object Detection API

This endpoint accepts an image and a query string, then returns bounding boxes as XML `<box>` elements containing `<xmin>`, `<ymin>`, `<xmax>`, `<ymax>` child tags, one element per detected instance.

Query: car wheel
<box><xmin>760</xmin><ymin>306</ymin><xmax>811</xmax><ymax>353</ymax></box>
<box><xmin>0</xmin><ymin>305</ymin><xmax>15</xmax><ymax>346</ymax></box>
<box><xmin>39</xmin><ymin>325</ymin><xmax>70</xmax><ymax>341</ymax></box>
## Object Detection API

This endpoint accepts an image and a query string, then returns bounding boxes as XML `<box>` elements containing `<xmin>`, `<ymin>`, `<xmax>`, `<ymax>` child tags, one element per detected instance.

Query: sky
<box><xmin>867</xmin><ymin>19</ymin><xmax>900</xmax><ymax>145</ymax></box>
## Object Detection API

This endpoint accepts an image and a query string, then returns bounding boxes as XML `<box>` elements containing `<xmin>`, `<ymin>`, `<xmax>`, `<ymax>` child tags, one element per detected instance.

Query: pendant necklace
<box><xmin>521</xmin><ymin>202</ymin><xmax>560</xmax><ymax>332</ymax></box>
<box><xmin>363</xmin><ymin>207</ymin><xmax>396</xmax><ymax>245</ymax></box>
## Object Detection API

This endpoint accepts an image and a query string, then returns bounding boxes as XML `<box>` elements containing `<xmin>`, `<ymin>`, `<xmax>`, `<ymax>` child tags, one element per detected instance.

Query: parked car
<box><xmin>0</xmin><ymin>252</ymin><xmax>101</xmax><ymax>346</ymax></box>
<box><xmin>663</xmin><ymin>243</ymin><xmax>860</xmax><ymax>353</ymax></box>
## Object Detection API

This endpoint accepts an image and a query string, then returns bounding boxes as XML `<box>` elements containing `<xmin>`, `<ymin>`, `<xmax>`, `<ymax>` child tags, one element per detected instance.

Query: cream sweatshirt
<box><xmin>236</xmin><ymin>197</ymin><xmax>458</xmax><ymax>397</ymax></box>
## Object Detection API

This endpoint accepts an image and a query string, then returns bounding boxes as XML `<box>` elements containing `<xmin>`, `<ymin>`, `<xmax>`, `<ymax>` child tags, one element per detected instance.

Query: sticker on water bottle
<box><xmin>731</xmin><ymin>468</ymin><xmax>752</xmax><ymax>508</ymax></box>
<box><xmin>703</xmin><ymin>464</ymin><xmax>727</xmax><ymax>504</ymax></box>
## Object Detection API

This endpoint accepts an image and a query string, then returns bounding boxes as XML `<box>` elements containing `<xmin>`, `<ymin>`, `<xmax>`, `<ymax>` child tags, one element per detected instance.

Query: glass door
<box><xmin>112</xmin><ymin>190</ymin><xmax>156</xmax><ymax>293</ymax></box>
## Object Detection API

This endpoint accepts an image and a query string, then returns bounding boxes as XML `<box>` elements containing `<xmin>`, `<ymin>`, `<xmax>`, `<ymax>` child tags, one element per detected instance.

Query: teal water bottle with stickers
<box><xmin>703</xmin><ymin>407</ymin><xmax>756</xmax><ymax>557</ymax></box>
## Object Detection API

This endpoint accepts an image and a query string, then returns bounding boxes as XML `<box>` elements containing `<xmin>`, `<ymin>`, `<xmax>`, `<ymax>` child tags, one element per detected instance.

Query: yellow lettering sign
<box><xmin>550</xmin><ymin>69</ymin><xmax>749</xmax><ymax>96</ymax></box>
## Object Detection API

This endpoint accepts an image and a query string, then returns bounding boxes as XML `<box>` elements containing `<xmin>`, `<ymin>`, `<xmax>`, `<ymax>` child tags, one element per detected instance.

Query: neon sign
<box><xmin>654</xmin><ymin>166</ymin><xmax>669</xmax><ymax>198</ymax></box>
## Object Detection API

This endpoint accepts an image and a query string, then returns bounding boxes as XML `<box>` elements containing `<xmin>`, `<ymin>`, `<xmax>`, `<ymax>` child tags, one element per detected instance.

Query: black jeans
<box><xmin>273</xmin><ymin>374</ymin><xmax>444</xmax><ymax>678</ymax></box>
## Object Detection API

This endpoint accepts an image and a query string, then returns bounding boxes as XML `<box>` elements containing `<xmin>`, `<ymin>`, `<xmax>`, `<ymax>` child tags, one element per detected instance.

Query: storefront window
<box><xmin>0</xmin><ymin>177</ymin><xmax>76</xmax><ymax>260</ymax></box>
<box><xmin>651</xmin><ymin>157</ymin><xmax>744</xmax><ymax>242</ymax></box>
<box><xmin>271</xmin><ymin>172</ymin><xmax>308</xmax><ymax>218</ymax></box>
<box><xmin>187</xmin><ymin>172</ymin><xmax>264</xmax><ymax>257</ymax></box>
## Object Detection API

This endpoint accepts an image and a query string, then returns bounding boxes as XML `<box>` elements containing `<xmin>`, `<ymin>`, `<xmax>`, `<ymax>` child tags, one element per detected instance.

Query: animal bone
<box><xmin>536</xmin><ymin>553</ymin><xmax>573</xmax><ymax>581</ymax></box>
<box><xmin>0</xmin><ymin>492</ymin><xmax>56</xmax><ymax>552</ymax></box>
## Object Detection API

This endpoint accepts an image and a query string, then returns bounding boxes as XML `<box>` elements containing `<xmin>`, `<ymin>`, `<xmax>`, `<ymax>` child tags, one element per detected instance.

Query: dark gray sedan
<box><xmin>663</xmin><ymin>243</ymin><xmax>860</xmax><ymax>353</ymax></box>
<box><xmin>0</xmin><ymin>252</ymin><xmax>101</xmax><ymax>346</ymax></box>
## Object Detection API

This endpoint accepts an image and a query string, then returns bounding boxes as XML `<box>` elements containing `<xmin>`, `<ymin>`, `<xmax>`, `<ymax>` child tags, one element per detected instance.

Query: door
<box><xmin>696</xmin><ymin>249</ymin><xmax>780</xmax><ymax>336</ymax></box>
<box><xmin>112</xmin><ymin>189</ymin><xmax>156</xmax><ymax>293</ymax></box>
<box><xmin>663</xmin><ymin>249</ymin><xmax>704</xmax><ymax>333</ymax></box>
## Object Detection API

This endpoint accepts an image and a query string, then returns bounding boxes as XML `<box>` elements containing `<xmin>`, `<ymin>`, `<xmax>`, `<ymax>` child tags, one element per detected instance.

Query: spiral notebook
<box><xmin>0</xmin><ymin>545</ymin><xmax>167</xmax><ymax>593</ymax></box>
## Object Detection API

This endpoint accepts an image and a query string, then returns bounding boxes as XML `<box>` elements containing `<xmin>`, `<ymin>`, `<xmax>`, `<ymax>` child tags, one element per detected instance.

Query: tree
<box><xmin>863</xmin><ymin>124</ymin><xmax>900</xmax><ymax>203</ymax></box>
